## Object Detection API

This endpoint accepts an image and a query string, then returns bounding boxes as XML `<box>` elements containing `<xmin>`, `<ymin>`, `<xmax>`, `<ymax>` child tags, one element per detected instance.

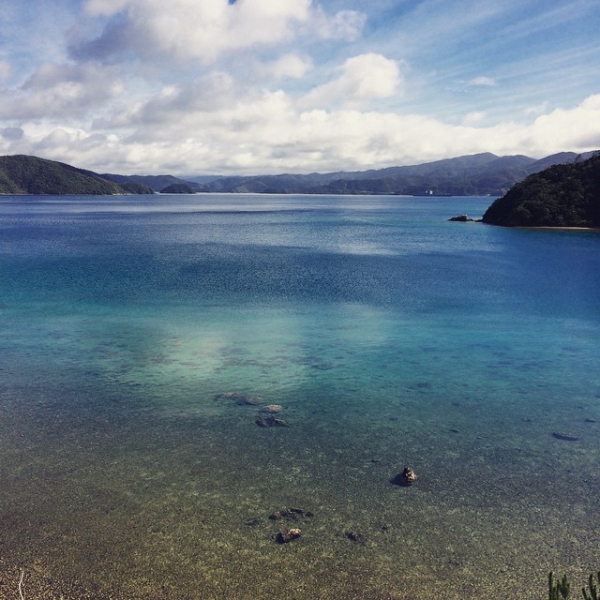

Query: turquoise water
<box><xmin>1</xmin><ymin>194</ymin><xmax>599</xmax><ymax>599</ymax></box>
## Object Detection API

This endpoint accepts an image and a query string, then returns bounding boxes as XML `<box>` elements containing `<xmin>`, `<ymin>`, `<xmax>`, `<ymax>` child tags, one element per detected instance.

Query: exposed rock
<box><xmin>448</xmin><ymin>214</ymin><xmax>482</xmax><ymax>222</ymax></box>
<box><xmin>276</xmin><ymin>528</ymin><xmax>301</xmax><ymax>544</ymax></box>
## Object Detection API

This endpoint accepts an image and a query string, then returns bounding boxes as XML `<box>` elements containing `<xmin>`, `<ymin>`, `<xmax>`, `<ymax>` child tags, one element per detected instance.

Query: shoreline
<box><xmin>516</xmin><ymin>225</ymin><xmax>600</xmax><ymax>231</ymax></box>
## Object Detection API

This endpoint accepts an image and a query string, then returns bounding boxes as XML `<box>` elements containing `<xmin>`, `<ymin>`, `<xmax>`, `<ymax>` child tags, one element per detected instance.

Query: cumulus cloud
<box><xmin>524</xmin><ymin>94</ymin><xmax>600</xmax><ymax>151</ymax></box>
<box><xmin>312</xmin><ymin>8</ymin><xmax>366</xmax><ymax>41</ymax></box>
<box><xmin>71</xmin><ymin>0</ymin><xmax>364</xmax><ymax>65</ymax></box>
<box><xmin>0</xmin><ymin>63</ymin><xmax>123</xmax><ymax>120</ymax></box>
<box><xmin>257</xmin><ymin>54</ymin><xmax>313</xmax><ymax>81</ymax></box>
<box><xmin>99</xmin><ymin>71</ymin><xmax>237</xmax><ymax>129</ymax></box>
<box><xmin>301</xmin><ymin>54</ymin><xmax>403</xmax><ymax>110</ymax></box>
<box><xmin>462</xmin><ymin>111</ymin><xmax>486</xmax><ymax>125</ymax></box>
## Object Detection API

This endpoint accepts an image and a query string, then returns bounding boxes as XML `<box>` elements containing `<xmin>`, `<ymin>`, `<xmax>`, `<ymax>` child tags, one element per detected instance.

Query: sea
<box><xmin>0</xmin><ymin>193</ymin><xmax>599</xmax><ymax>600</ymax></box>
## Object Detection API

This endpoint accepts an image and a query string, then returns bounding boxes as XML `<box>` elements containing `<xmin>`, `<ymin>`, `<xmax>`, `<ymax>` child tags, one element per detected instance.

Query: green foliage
<box><xmin>547</xmin><ymin>571</ymin><xmax>600</xmax><ymax>600</ymax></box>
<box><xmin>0</xmin><ymin>155</ymin><xmax>153</xmax><ymax>195</ymax></box>
<box><xmin>482</xmin><ymin>152</ymin><xmax>600</xmax><ymax>227</ymax></box>
<box><xmin>119</xmin><ymin>182</ymin><xmax>154</xmax><ymax>194</ymax></box>
<box><xmin>549</xmin><ymin>572</ymin><xmax>570</xmax><ymax>600</ymax></box>
<box><xmin>160</xmin><ymin>183</ymin><xmax>196</xmax><ymax>193</ymax></box>
<box><xmin>582</xmin><ymin>572</ymin><xmax>600</xmax><ymax>600</ymax></box>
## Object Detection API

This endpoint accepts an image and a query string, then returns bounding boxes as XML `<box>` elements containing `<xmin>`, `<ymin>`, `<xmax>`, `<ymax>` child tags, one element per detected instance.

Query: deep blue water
<box><xmin>1</xmin><ymin>194</ymin><xmax>599</xmax><ymax>599</ymax></box>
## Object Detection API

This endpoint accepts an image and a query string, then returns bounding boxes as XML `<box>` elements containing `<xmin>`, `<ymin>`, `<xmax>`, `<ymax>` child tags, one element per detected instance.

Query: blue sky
<box><xmin>0</xmin><ymin>0</ymin><xmax>599</xmax><ymax>175</ymax></box>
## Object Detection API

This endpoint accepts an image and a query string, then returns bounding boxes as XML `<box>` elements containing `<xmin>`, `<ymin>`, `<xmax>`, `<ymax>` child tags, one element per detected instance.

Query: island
<box><xmin>482</xmin><ymin>152</ymin><xmax>600</xmax><ymax>228</ymax></box>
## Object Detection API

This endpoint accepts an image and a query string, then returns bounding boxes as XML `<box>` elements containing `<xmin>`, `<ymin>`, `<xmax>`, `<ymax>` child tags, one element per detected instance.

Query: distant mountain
<box><xmin>101</xmin><ymin>172</ymin><xmax>201</xmax><ymax>193</ymax></box>
<box><xmin>0</xmin><ymin>155</ymin><xmax>153</xmax><ymax>195</ymax></box>
<box><xmin>160</xmin><ymin>183</ymin><xmax>196</xmax><ymax>194</ymax></box>
<box><xmin>2</xmin><ymin>151</ymin><xmax>597</xmax><ymax>198</ymax></box>
<box><xmin>191</xmin><ymin>152</ymin><xmax>597</xmax><ymax>196</ymax></box>
<box><xmin>482</xmin><ymin>152</ymin><xmax>600</xmax><ymax>227</ymax></box>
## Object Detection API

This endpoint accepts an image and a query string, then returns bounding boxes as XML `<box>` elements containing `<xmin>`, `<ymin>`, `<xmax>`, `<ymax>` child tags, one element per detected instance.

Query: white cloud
<box><xmin>524</xmin><ymin>94</ymin><xmax>600</xmax><ymax>152</ymax></box>
<box><xmin>73</xmin><ymin>0</ymin><xmax>364</xmax><ymax>65</ymax></box>
<box><xmin>301</xmin><ymin>54</ymin><xmax>403</xmax><ymax>110</ymax></box>
<box><xmin>524</xmin><ymin>101</ymin><xmax>550</xmax><ymax>116</ymax></box>
<box><xmin>0</xmin><ymin>63</ymin><xmax>123</xmax><ymax>120</ymax></box>
<box><xmin>469</xmin><ymin>76</ymin><xmax>496</xmax><ymax>87</ymax></box>
<box><xmin>462</xmin><ymin>111</ymin><xmax>486</xmax><ymax>125</ymax></box>
<box><xmin>258</xmin><ymin>54</ymin><xmax>313</xmax><ymax>81</ymax></box>
<box><xmin>312</xmin><ymin>8</ymin><xmax>366</xmax><ymax>41</ymax></box>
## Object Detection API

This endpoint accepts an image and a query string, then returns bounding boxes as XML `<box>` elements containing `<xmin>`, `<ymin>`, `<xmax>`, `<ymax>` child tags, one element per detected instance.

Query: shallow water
<box><xmin>1</xmin><ymin>194</ymin><xmax>599</xmax><ymax>599</ymax></box>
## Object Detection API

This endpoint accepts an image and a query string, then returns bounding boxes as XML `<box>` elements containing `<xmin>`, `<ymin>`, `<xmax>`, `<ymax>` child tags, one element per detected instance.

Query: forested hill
<box><xmin>482</xmin><ymin>153</ymin><xmax>600</xmax><ymax>228</ymax></box>
<box><xmin>190</xmin><ymin>151</ymin><xmax>597</xmax><ymax>196</ymax></box>
<box><xmin>0</xmin><ymin>155</ymin><xmax>153</xmax><ymax>195</ymax></box>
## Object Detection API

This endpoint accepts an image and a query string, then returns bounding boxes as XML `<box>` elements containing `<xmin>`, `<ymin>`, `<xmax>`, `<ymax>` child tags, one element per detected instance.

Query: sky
<box><xmin>0</xmin><ymin>0</ymin><xmax>599</xmax><ymax>176</ymax></box>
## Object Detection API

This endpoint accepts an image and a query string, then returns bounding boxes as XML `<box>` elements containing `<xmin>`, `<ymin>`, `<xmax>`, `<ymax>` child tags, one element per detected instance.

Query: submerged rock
<box><xmin>261</xmin><ymin>404</ymin><xmax>283</xmax><ymax>413</ymax></box>
<box><xmin>256</xmin><ymin>416</ymin><xmax>288</xmax><ymax>428</ymax></box>
<box><xmin>269</xmin><ymin>507</ymin><xmax>313</xmax><ymax>521</ymax></box>
<box><xmin>552</xmin><ymin>432</ymin><xmax>579</xmax><ymax>442</ymax></box>
<box><xmin>345</xmin><ymin>531</ymin><xmax>365</xmax><ymax>544</ymax></box>
<box><xmin>214</xmin><ymin>392</ymin><xmax>261</xmax><ymax>405</ymax></box>
<box><xmin>391</xmin><ymin>466</ymin><xmax>418</xmax><ymax>486</ymax></box>
<box><xmin>276</xmin><ymin>528</ymin><xmax>302</xmax><ymax>544</ymax></box>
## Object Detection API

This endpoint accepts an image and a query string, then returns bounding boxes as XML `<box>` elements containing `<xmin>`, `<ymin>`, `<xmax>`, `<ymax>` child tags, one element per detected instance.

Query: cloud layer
<box><xmin>0</xmin><ymin>0</ymin><xmax>599</xmax><ymax>175</ymax></box>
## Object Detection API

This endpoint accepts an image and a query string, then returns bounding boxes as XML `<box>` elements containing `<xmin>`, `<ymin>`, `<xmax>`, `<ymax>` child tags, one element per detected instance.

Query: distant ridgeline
<box><xmin>0</xmin><ymin>155</ymin><xmax>153</xmax><ymax>195</ymax></box>
<box><xmin>2</xmin><ymin>151</ymin><xmax>600</xmax><ymax>201</ymax></box>
<box><xmin>482</xmin><ymin>152</ymin><xmax>600</xmax><ymax>228</ymax></box>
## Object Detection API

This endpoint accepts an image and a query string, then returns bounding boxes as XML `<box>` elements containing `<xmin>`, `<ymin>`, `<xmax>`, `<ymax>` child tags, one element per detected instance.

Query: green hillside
<box><xmin>0</xmin><ymin>155</ymin><xmax>153</xmax><ymax>195</ymax></box>
<box><xmin>482</xmin><ymin>153</ymin><xmax>600</xmax><ymax>227</ymax></box>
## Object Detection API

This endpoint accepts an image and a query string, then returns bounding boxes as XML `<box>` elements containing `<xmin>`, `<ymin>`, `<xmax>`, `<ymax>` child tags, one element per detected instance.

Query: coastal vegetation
<box><xmin>549</xmin><ymin>571</ymin><xmax>600</xmax><ymax>600</ymax></box>
<box><xmin>160</xmin><ymin>182</ymin><xmax>196</xmax><ymax>193</ymax></box>
<box><xmin>0</xmin><ymin>155</ymin><xmax>153</xmax><ymax>195</ymax></box>
<box><xmin>191</xmin><ymin>151</ymin><xmax>596</xmax><ymax>196</ymax></box>
<box><xmin>482</xmin><ymin>153</ymin><xmax>600</xmax><ymax>227</ymax></box>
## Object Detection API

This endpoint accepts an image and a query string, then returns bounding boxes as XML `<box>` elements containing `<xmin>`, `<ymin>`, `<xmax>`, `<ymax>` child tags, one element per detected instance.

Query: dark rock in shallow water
<box><xmin>256</xmin><ymin>416</ymin><xmax>288</xmax><ymax>427</ymax></box>
<box><xmin>276</xmin><ymin>528</ymin><xmax>301</xmax><ymax>544</ymax></box>
<box><xmin>260</xmin><ymin>404</ymin><xmax>283</xmax><ymax>413</ymax></box>
<box><xmin>269</xmin><ymin>507</ymin><xmax>312</xmax><ymax>521</ymax></box>
<box><xmin>391</xmin><ymin>466</ymin><xmax>418</xmax><ymax>486</ymax></box>
<box><xmin>552</xmin><ymin>432</ymin><xmax>579</xmax><ymax>441</ymax></box>
<box><xmin>214</xmin><ymin>392</ymin><xmax>261</xmax><ymax>405</ymax></box>
<box><xmin>346</xmin><ymin>531</ymin><xmax>365</xmax><ymax>544</ymax></box>
<box><xmin>448</xmin><ymin>214</ymin><xmax>482</xmax><ymax>222</ymax></box>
